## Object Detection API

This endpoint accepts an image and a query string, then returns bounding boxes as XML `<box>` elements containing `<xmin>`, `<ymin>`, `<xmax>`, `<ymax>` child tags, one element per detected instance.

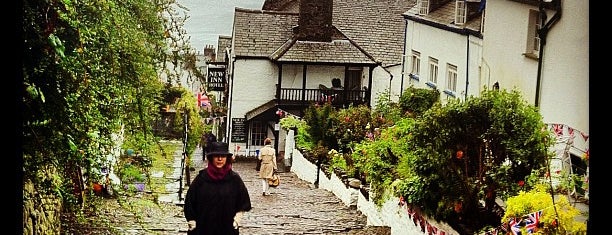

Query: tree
<box><xmin>22</xmin><ymin>0</ymin><xmax>195</xmax><ymax>209</ymax></box>
<box><xmin>392</xmin><ymin>89</ymin><xmax>552</xmax><ymax>231</ymax></box>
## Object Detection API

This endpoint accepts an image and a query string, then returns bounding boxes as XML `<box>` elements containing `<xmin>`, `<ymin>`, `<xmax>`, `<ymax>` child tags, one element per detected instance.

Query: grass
<box><xmin>148</xmin><ymin>139</ymin><xmax>181</xmax><ymax>196</ymax></box>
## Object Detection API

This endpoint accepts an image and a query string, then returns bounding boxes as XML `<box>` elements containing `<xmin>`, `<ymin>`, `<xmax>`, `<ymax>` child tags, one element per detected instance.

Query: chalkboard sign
<box><xmin>231</xmin><ymin>118</ymin><xmax>246</xmax><ymax>142</ymax></box>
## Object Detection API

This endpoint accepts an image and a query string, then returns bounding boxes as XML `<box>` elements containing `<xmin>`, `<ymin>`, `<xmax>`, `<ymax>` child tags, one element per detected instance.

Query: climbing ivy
<box><xmin>22</xmin><ymin>0</ymin><xmax>196</xmax><ymax>209</ymax></box>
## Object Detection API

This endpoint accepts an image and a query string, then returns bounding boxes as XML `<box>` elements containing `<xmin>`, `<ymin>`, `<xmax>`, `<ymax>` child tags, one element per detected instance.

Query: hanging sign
<box><xmin>207</xmin><ymin>67</ymin><xmax>226</xmax><ymax>91</ymax></box>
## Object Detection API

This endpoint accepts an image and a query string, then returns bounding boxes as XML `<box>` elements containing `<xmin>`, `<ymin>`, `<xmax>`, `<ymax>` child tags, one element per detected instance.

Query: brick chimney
<box><xmin>203</xmin><ymin>45</ymin><xmax>216</xmax><ymax>62</ymax></box>
<box><xmin>297</xmin><ymin>0</ymin><xmax>333</xmax><ymax>42</ymax></box>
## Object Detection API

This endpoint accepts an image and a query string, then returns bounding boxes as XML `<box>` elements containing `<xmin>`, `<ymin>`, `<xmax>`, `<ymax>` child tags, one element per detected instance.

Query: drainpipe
<box><xmin>534</xmin><ymin>0</ymin><xmax>561</xmax><ymax>107</ymax></box>
<box><xmin>400</xmin><ymin>19</ymin><xmax>408</xmax><ymax>97</ymax></box>
<box><xmin>465</xmin><ymin>35</ymin><xmax>470</xmax><ymax>100</ymax></box>
<box><xmin>228</xmin><ymin>54</ymin><xmax>236</xmax><ymax>143</ymax></box>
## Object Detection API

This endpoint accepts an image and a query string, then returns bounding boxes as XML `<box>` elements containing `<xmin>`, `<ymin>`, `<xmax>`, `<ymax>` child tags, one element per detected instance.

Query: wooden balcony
<box><xmin>277</xmin><ymin>87</ymin><xmax>369</xmax><ymax>108</ymax></box>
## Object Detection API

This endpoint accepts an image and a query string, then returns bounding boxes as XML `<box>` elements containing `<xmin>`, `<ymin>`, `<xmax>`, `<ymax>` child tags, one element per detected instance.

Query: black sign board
<box><xmin>231</xmin><ymin>118</ymin><xmax>246</xmax><ymax>142</ymax></box>
<box><xmin>207</xmin><ymin>67</ymin><xmax>226</xmax><ymax>91</ymax></box>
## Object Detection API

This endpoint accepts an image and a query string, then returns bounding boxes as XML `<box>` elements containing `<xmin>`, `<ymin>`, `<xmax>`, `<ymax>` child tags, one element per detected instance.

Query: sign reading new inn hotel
<box><xmin>207</xmin><ymin>67</ymin><xmax>226</xmax><ymax>91</ymax></box>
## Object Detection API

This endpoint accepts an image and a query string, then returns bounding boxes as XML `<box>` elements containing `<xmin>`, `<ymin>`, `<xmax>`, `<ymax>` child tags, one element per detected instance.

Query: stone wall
<box><xmin>23</xmin><ymin>180</ymin><xmax>63</xmax><ymax>235</ymax></box>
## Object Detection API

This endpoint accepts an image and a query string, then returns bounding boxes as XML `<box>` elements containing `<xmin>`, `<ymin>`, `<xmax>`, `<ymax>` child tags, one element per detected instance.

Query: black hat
<box><xmin>206</xmin><ymin>142</ymin><xmax>233</xmax><ymax>158</ymax></box>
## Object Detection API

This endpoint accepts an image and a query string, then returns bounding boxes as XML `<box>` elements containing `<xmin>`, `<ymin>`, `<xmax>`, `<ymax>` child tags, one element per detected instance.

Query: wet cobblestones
<box><xmin>62</xmin><ymin>141</ymin><xmax>388</xmax><ymax>234</ymax></box>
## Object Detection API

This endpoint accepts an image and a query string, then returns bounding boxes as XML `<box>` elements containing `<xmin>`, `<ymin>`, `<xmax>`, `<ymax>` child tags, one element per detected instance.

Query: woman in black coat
<box><xmin>184</xmin><ymin>142</ymin><xmax>252</xmax><ymax>235</ymax></box>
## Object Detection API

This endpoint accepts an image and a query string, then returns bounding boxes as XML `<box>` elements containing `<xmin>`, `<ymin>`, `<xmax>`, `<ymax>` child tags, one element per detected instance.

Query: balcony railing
<box><xmin>278</xmin><ymin>88</ymin><xmax>368</xmax><ymax>107</ymax></box>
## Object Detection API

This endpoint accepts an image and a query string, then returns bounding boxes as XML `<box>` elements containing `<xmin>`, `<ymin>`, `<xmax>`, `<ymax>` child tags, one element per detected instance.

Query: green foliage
<box><xmin>303</xmin><ymin>103</ymin><xmax>337</xmax><ymax>155</ymax></box>
<box><xmin>23</xmin><ymin>0</ymin><xmax>195</xmax><ymax>209</ymax></box>
<box><xmin>332</xmin><ymin>105</ymin><xmax>373</xmax><ymax>152</ymax></box>
<box><xmin>398</xmin><ymin>86</ymin><xmax>440</xmax><ymax>117</ymax></box>
<box><xmin>172</xmin><ymin>87</ymin><xmax>206</xmax><ymax>157</ymax></box>
<box><xmin>280</xmin><ymin>115</ymin><xmax>314</xmax><ymax>150</ymax></box>
<box><xmin>503</xmin><ymin>185</ymin><xmax>587</xmax><ymax>234</ymax></box>
<box><xmin>393</xmin><ymin>88</ymin><xmax>552</xmax><ymax>225</ymax></box>
<box><xmin>279</xmin><ymin>115</ymin><xmax>307</xmax><ymax>131</ymax></box>
<box><xmin>294</xmin><ymin>86</ymin><xmax>573</xmax><ymax>232</ymax></box>
<box><xmin>118</xmin><ymin>164</ymin><xmax>146</xmax><ymax>184</ymax></box>
<box><xmin>371</xmin><ymin>89</ymin><xmax>403</xmax><ymax>126</ymax></box>
<box><xmin>350</xmin><ymin>118</ymin><xmax>418</xmax><ymax>206</ymax></box>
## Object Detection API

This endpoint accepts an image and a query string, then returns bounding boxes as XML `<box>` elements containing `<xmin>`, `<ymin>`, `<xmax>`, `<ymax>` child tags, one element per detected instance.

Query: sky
<box><xmin>178</xmin><ymin>0</ymin><xmax>265</xmax><ymax>53</ymax></box>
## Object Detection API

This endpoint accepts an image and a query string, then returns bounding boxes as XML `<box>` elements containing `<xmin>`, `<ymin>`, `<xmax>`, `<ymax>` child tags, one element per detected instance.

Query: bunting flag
<box><xmin>580</xmin><ymin>131</ymin><xmax>589</xmax><ymax>141</ymax></box>
<box><xmin>509</xmin><ymin>217</ymin><xmax>522</xmax><ymax>235</ymax></box>
<box><xmin>524</xmin><ymin>210</ymin><xmax>542</xmax><ymax>234</ymax></box>
<box><xmin>552</xmin><ymin>123</ymin><xmax>564</xmax><ymax>136</ymax></box>
<box><xmin>567</xmin><ymin>127</ymin><xmax>575</xmax><ymax>138</ymax></box>
<box><xmin>197</xmin><ymin>92</ymin><xmax>210</xmax><ymax>107</ymax></box>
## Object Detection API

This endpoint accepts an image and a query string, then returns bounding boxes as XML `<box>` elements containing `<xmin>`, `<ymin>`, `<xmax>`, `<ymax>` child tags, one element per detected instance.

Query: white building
<box><xmin>482</xmin><ymin>0</ymin><xmax>589</xmax><ymax>192</ymax></box>
<box><xmin>223</xmin><ymin>0</ymin><xmax>416</xmax><ymax>156</ymax></box>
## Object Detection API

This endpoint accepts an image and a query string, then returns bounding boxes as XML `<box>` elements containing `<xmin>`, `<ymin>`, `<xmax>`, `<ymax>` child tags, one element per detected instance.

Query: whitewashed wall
<box><xmin>289</xmin><ymin>142</ymin><xmax>459</xmax><ymax>235</ymax></box>
<box><xmin>403</xmin><ymin>20</ymin><xmax>483</xmax><ymax>104</ymax></box>
<box><xmin>483</xmin><ymin>0</ymin><xmax>589</xmax><ymax>154</ymax></box>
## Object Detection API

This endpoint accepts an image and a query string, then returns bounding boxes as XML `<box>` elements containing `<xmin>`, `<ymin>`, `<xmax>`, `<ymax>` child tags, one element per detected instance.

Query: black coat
<box><xmin>184</xmin><ymin>169</ymin><xmax>252</xmax><ymax>235</ymax></box>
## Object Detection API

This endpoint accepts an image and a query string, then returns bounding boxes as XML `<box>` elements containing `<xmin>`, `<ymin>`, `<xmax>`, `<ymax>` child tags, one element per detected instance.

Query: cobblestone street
<box><xmin>62</xmin><ymin>141</ymin><xmax>388</xmax><ymax>234</ymax></box>
<box><xmin>180</xmin><ymin>143</ymin><xmax>387</xmax><ymax>234</ymax></box>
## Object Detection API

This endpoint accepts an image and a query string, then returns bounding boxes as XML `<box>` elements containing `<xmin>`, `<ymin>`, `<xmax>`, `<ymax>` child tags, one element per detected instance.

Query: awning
<box><xmin>245</xmin><ymin>100</ymin><xmax>277</xmax><ymax>121</ymax></box>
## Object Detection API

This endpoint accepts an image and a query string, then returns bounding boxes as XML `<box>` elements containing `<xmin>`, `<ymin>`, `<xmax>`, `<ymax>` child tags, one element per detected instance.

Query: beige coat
<box><xmin>258</xmin><ymin>145</ymin><xmax>277</xmax><ymax>179</ymax></box>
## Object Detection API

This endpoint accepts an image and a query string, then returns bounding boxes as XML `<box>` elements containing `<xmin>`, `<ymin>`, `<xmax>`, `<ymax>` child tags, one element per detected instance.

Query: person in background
<box><xmin>184</xmin><ymin>141</ymin><xmax>252</xmax><ymax>235</ymax></box>
<box><xmin>258</xmin><ymin>138</ymin><xmax>277</xmax><ymax>196</ymax></box>
<box><xmin>201</xmin><ymin>132</ymin><xmax>217</xmax><ymax>157</ymax></box>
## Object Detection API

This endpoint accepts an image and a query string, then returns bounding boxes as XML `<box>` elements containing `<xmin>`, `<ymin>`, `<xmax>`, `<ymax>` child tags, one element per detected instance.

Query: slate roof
<box><xmin>232</xmin><ymin>0</ymin><xmax>417</xmax><ymax>67</ymax></box>
<box><xmin>403</xmin><ymin>1</ymin><xmax>482</xmax><ymax>37</ymax></box>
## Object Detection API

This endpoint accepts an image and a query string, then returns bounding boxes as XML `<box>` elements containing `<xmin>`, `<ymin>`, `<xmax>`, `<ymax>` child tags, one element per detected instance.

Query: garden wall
<box><xmin>289</xmin><ymin>146</ymin><xmax>459</xmax><ymax>235</ymax></box>
<box><xmin>23</xmin><ymin>179</ymin><xmax>63</xmax><ymax>235</ymax></box>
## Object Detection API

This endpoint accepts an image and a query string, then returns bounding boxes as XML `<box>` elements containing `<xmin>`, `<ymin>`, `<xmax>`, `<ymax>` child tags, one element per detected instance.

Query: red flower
<box><xmin>518</xmin><ymin>180</ymin><xmax>525</xmax><ymax>187</ymax></box>
<box><xmin>455</xmin><ymin>150</ymin><xmax>463</xmax><ymax>159</ymax></box>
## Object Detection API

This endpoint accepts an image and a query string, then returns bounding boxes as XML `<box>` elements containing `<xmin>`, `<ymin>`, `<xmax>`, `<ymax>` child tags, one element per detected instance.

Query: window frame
<box><xmin>411</xmin><ymin>50</ymin><xmax>421</xmax><ymax>77</ymax></box>
<box><xmin>419</xmin><ymin>0</ymin><xmax>430</xmax><ymax>15</ymax></box>
<box><xmin>446</xmin><ymin>63</ymin><xmax>458</xmax><ymax>92</ymax></box>
<box><xmin>525</xmin><ymin>9</ymin><xmax>541</xmax><ymax>59</ymax></box>
<box><xmin>250</xmin><ymin>121</ymin><xmax>266</xmax><ymax>146</ymax></box>
<box><xmin>455</xmin><ymin>0</ymin><xmax>467</xmax><ymax>25</ymax></box>
<box><xmin>428</xmin><ymin>57</ymin><xmax>439</xmax><ymax>85</ymax></box>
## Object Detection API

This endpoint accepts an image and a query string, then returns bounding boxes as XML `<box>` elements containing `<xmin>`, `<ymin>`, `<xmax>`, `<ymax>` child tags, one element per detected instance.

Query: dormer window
<box><xmin>524</xmin><ymin>9</ymin><xmax>541</xmax><ymax>59</ymax></box>
<box><xmin>455</xmin><ymin>0</ymin><xmax>467</xmax><ymax>25</ymax></box>
<box><xmin>419</xmin><ymin>0</ymin><xmax>430</xmax><ymax>15</ymax></box>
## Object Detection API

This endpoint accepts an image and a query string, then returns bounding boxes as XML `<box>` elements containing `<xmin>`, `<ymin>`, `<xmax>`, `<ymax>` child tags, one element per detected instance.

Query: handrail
<box><xmin>279</xmin><ymin>88</ymin><xmax>368</xmax><ymax>105</ymax></box>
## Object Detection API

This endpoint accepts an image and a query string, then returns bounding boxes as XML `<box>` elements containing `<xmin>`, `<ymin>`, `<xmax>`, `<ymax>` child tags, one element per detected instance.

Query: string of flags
<box><xmin>548</xmin><ymin>123</ymin><xmax>588</xmax><ymax>142</ymax></box>
<box><xmin>547</xmin><ymin>123</ymin><xmax>589</xmax><ymax>159</ymax></box>
<box><xmin>398</xmin><ymin>197</ymin><xmax>546</xmax><ymax>235</ymax></box>
<box><xmin>398</xmin><ymin>196</ymin><xmax>452</xmax><ymax>235</ymax></box>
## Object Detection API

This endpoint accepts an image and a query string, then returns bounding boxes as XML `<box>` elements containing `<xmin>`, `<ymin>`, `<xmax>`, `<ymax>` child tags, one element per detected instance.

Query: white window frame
<box><xmin>446</xmin><ymin>64</ymin><xmax>458</xmax><ymax>92</ymax></box>
<box><xmin>455</xmin><ymin>0</ymin><xmax>467</xmax><ymax>25</ymax></box>
<box><xmin>480</xmin><ymin>7</ymin><xmax>486</xmax><ymax>34</ymax></box>
<box><xmin>428</xmin><ymin>57</ymin><xmax>438</xmax><ymax>84</ymax></box>
<box><xmin>250</xmin><ymin>121</ymin><xmax>266</xmax><ymax>146</ymax></box>
<box><xmin>411</xmin><ymin>50</ymin><xmax>421</xmax><ymax>76</ymax></box>
<box><xmin>419</xmin><ymin>0</ymin><xmax>429</xmax><ymax>15</ymax></box>
<box><xmin>526</xmin><ymin>9</ymin><xmax>541</xmax><ymax>58</ymax></box>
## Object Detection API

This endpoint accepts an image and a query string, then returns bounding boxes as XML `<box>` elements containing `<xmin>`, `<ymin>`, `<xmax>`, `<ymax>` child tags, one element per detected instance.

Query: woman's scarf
<box><xmin>206</xmin><ymin>159</ymin><xmax>232</xmax><ymax>181</ymax></box>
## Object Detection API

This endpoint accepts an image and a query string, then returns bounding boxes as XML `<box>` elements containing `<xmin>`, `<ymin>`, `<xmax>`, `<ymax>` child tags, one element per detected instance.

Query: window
<box><xmin>347</xmin><ymin>68</ymin><xmax>362</xmax><ymax>90</ymax></box>
<box><xmin>455</xmin><ymin>0</ymin><xmax>467</xmax><ymax>25</ymax></box>
<box><xmin>428</xmin><ymin>57</ymin><xmax>438</xmax><ymax>84</ymax></box>
<box><xmin>250</xmin><ymin>121</ymin><xmax>266</xmax><ymax>146</ymax></box>
<box><xmin>480</xmin><ymin>6</ymin><xmax>486</xmax><ymax>34</ymax></box>
<box><xmin>526</xmin><ymin>9</ymin><xmax>541</xmax><ymax>58</ymax></box>
<box><xmin>419</xmin><ymin>0</ymin><xmax>429</xmax><ymax>15</ymax></box>
<box><xmin>446</xmin><ymin>64</ymin><xmax>458</xmax><ymax>92</ymax></box>
<box><xmin>411</xmin><ymin>50</ymin><xmax>421</xmax><ymax>78</ymax></box>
